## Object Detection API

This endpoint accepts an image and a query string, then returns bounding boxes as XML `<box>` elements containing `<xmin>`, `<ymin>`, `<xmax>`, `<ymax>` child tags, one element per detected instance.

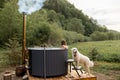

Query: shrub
<box><xmin>93</xmin><ymin>52</ymin><xmax>120</xmax><ymax>62</ymax></box>
<box><xmin>105</xmin><ymin>53</ymin><xmax>120</xmax><ymax>62</ymax></box>
<box><xmin>63</xmin><ymin>30</ymin><xmax>85</xmax><ymax>44</ymax></box>
<box><xmin>34</xmin><ymin>23</ymin><xmax>51</xmax><ymax>45</ymax></box>
<box><xmin>89</xmin><ymin>48</ymin><xmax>99</xmax><ymax>61</ymax></box>
<box><xmin>90</xmin><ymin>31</ymin><xmax>108</xmax><ymax>41</ymax></box>
<box><xmin>5</xmin><ymin>38</ymin><xmax>22</xmax><ymax>65</ymax></box>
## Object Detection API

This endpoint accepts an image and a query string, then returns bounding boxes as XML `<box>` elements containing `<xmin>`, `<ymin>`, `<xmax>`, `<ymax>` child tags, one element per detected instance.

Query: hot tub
<box><xmin>28</xmin><ymin>48</ymin><xmax>68</xmax><ymax>77</ymax></box>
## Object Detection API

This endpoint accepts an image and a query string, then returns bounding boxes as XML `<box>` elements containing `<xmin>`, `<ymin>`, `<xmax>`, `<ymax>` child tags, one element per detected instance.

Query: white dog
<box><xmin>71</xmin><ymin>48</ymin><xmax>94</xmax><ymax>75</ymax></box>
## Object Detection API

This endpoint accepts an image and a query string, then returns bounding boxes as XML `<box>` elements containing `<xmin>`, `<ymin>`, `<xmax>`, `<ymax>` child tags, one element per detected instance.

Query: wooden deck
<box><xmin>28</xmin><ymin>69</ymin><xmax>97</xmax><ymax>80</ymax></box>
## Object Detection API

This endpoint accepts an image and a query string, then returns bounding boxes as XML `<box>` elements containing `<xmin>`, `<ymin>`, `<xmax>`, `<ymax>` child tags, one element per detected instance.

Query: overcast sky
<box><xmin>67</xmin><ymin>0</ymin><xmax>120</xmax><ymax>32</ymax></box>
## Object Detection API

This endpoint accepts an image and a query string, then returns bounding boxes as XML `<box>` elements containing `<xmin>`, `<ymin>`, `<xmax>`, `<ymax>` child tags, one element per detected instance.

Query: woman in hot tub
<box><xmin>61</xmin><ymin>40</ymin><xmax>68</xmax><ymax>49</ymax></box>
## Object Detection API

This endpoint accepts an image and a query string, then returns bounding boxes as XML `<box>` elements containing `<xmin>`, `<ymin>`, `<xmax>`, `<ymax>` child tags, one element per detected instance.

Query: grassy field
<box><xmin>68</xmin><ymin>40</ymin><xmax>120</xmax><ymax>62</ymax></box>
<box><xmin>0</xmin><ymin>40</ymin><xmax>120</xmax><ymax>80</ymax></box>
<box><xmin>69</xmin><ymin>40</ymin><xmax>120</xmax><ymax>55</ymax></box>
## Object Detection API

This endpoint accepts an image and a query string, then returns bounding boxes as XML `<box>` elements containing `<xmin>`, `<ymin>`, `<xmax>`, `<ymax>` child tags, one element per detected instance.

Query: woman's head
<box><xmin>61</xmin><ymin>40</ymin><xmax>67</xmax><ymax>45</ymax></box>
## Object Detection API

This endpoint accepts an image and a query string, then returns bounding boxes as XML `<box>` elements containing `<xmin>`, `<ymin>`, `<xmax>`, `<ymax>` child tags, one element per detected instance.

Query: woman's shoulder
<box><xmin>62</xmin><ymin>45</ymin><xmax>68</xmax><ymax>49</ymax></box>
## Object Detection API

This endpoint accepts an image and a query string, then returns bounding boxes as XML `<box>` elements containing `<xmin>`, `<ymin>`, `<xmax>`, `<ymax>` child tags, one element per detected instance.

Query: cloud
<box><xmin>84</xmin><ymin>8</ymin><xmax>120</xmax><ymax>31</ymax></box>
<box><xmin>67</xmin><ymin>0</ymin><xmax>120</xmax><ymax>32</ymax></box>
<box><xmin>18</xmin><ymin>0</ymin><xmax>45</xmax><ymax>14</ymax></box>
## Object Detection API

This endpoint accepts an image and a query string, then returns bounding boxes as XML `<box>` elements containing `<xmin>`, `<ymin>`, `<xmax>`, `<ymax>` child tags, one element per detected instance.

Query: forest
<box><xmin>0</xmin><ymin>0</ymin><xmax>120</xmax><ymax>47</ymax></box>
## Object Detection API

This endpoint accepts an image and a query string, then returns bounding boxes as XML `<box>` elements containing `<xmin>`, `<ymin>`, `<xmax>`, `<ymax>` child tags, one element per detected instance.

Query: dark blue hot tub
<box><xmin>28</xmin><ymin>48</ymin><xmax>68</xmax><ymax>77</ymax></box>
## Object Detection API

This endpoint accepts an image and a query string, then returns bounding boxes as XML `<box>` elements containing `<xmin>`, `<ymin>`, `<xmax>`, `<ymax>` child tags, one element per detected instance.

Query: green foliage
<box><xmin>63</xmin><ymin>30</ymin><xmax>85</xmax><ymax>44</ymax></box>
<box><xmin>107</xmin><ymin>31</ymin><xmax>120</xmax><ymax>40</ymax></box>
<box><xmin>99</xmin><ymin>53</ymin><xmax>120</xmax><ymax>62</ymax></box>
<box><xmin>48</xmin><ymin>23</ymin><xmax>64</xmax><ymax>46</ymax></box>
<box><xmin>90</xmin><ymin>31</ymin><xmax>120</xmax><ymax>41</ymax></box>
<box><xmin>26</xmin><ymin>9</ymin><xmax>48</xmax><ymax>46</ymax></box>
<box><xmin>34</xmin><ymin>23</ymin><xmax>51</xmax><ymax>45</ymax></box>
<box><xmin>64</xmin><ymin>18</ymin><xmax>85</xmax><ymax>34</ymax></box>
<box><xmin>5</xmin><ymin>38</ymin><xmax>22</xmax><ymax>65</ymax></box>
<box><xmin>0</xmin><ymin>0</ymin><xmax>5</xmax><ymax>8</ymax></box>
<box><xmin>44</xmin><ymin>0</ymin><xmax>74</xmax><ymax>18</ymax></box>
<box><xmin>89</xmin><ymin>48</ymin><xmax>99</xmax><ymax>61</ymax></box>
<box><xmin>90</xmin><ymin>31</ymin><xmax>108</xmax><ymax>41</ymax></box>
<box><xmin>47</xmin><ymin>10</ymin><xmax>58</xmax><ymax>22</ymax></box>
<box><xmin>94</xmin><ymin>61</ymin><xmax>120</xmax><ymax>71</ymax></box>
<box><xmin>0</xmin><ymin>0</ymin><xmax>22</xmax><ymax>45</ymax></box>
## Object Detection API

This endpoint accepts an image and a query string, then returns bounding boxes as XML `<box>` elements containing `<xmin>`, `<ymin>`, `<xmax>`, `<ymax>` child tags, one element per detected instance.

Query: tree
<box><xmin>0</xmin><ymin>0</ymin><xmax>22</xmax><ymax>45</ymax></box>
<box><xmin>48</xmin><ymin>23</ymin><xmax>64</xmax><ymax>46</ymax></box>
<box><xmin>90</xmin><ymin>31</ymin><xmax>108</xmax><ymax>41</ymax></box>
<box><xmin>34</xmin><ymin>23</ymin><xmax>51</xmax><ymax>45</ymax></box>
<box><xmin>47</xmin><ymin>10</ymin><xmax>58</xmax><ymax>22</ymax></box>
<box><xmin>64</xmin><ymin>18</ymin><xmax>85</xmax><ymax>34</ymax></box>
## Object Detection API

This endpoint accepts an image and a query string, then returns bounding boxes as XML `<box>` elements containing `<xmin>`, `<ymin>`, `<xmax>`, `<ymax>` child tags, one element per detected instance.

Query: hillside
<box><xmin>0</xmin><ymin>0</ymin><xmax>120</xmax><ymax>47</ymax></box>
<box><xmin>43</xmin><ymin>0</ymin><xmax>108</xmax><ymax>36</ymax></box>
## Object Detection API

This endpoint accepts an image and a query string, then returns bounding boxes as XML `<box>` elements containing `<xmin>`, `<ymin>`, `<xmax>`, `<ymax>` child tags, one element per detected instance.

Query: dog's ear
<box><xmin>71</xmin><ymin>48</ymin><xmax>77</xmax><ymax>51</ymax></box>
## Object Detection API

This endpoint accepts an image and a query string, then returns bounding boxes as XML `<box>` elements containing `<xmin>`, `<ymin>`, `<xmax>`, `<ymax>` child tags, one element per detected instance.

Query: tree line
<box><xmin>0</xmin><ymin>0</ymin><xmax>120</xmax><ymax>48</ymax></box>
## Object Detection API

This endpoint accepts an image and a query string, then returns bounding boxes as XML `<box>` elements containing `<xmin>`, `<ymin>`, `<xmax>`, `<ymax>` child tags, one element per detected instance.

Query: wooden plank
<box><xmin>69</xmin><ymin>69</ymin><xmax>97</xmax><ymax>80</ymax></box>
<box><xmin>80</xmin><ymin>77</ymin><xmax>97</xmax><ymax>80</ymax></box>
<box><xmin>29</xmin><ymin>76</ymin><xmax>96</xmax><ymax>80</ymax></box>
<box><xmin>29</xmin><ymin>76</ymin><xmax>68</xmax><ymax>80</ymax></box>
<box><xmin>28</xmin><ymin>69</ymin><xmax>97</xmax><ymax>80</ymax></box>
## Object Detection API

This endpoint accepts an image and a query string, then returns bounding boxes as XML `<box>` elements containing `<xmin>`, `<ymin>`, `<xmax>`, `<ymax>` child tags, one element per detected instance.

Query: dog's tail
<box><xmin>89</xmin><ymin>61</ymin><xmax>94</xmax><ymax>67</ymax></box>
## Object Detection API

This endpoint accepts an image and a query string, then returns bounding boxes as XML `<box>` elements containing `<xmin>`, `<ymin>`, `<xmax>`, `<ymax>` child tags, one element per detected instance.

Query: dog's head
<box><xmin>71</xmin><ymin>48</ymin><xmax>78</xmax><ymax>57</ymax></box>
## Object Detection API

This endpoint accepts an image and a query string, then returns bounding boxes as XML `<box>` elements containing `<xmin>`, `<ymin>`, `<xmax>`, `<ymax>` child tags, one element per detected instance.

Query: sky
<box><xmin>67</xmin><ymin>0</ymin><xmax>120</xmax><ymax>32</ymax></box>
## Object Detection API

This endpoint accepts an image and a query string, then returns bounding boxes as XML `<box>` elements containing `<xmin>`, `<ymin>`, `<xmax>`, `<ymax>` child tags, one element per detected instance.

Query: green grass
<box><xmin>69</xmin><ymin>40</ymin><xmax>120</xmax><ymax>54</ymax></box>
<box><xmin>68</xmin><ymin>40</ymin><xmax>120</xmax><ymax>62</ymax></box>
<box><xmin>94</xmin><ymin>61</ymin><xmax>120</xmax><ymax>71</ymax></box>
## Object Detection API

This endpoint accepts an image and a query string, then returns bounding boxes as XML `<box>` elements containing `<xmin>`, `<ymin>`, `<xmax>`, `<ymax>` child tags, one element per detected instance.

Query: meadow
<box><xmin>68</xmin><ymin>40</ymin><xmax>120</xmax><ymax>62</ymax></box>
